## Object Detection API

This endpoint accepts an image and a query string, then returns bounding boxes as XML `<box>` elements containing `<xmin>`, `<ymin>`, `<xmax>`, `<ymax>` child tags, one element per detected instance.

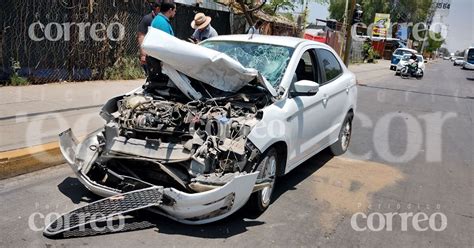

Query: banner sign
<box><xmin>372</xmin><ymin>13</ymin><xmax>390</xmax><ymax>37</ymax></box>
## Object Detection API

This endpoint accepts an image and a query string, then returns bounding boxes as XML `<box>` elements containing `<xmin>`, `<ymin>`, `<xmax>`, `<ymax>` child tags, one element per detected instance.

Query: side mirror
<box><xmin>291</xmin><ymin>80</ymin><xmax>319</xmax><ymax>97</ymax></box>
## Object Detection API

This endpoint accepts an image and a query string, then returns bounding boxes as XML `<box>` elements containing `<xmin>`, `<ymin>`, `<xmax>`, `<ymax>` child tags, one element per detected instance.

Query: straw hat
<box><xmin>191</xmin><ymin>13</ymin><xmax>212</xmax><ymax>29</ymax></box>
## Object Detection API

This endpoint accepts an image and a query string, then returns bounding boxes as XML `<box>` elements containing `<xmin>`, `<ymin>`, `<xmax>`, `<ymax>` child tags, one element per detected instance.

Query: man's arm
<box><xmin>137</xmin><ymin>32</ymin><xmax>146</xmax><ymax>65</ymax></box>
<box><xmin>137</xmin><ymin>16</ymin><xmax>150</xmax><ymax>65</ymax></box>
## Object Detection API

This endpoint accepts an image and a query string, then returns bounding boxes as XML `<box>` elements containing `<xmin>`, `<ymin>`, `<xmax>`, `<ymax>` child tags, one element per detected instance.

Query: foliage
<box><xmin>8</xmin><ymin>58</ymin><xmax>29</xmax><ymax>86</ymax></box>
<box><xmin>328</xmin><ymin>0</ymin><xmax>433</xmax><ymax>24</ymax></box>
<box><xmin>328</xmin><ymin>0</ymin><xmax>346</xmax><ymax>21</ymax></box>
<box><xmin>104</xmin><ymin>57</ymin><xmax>145</xmax><ymax>80</ymax></box>
<box><xmin>425</xmin><ymin>31</ymin><xmax>444</xmax><ymax>53</ymax></box>
<box><xmin>265</xmin><ymin>0</ymin><xmax>297</xmax><ymax>15</ymax></box>
<box><xmin>366</xmin><ymin>47</ymin><xmax>379</xmax><ymax>62</ymax></box>
<box><xmin>438</xmin><ymin>47</ymin><xmax>450</xmax><ymax>57</ymax></box>
<box><xmin>282</xmin><ymin>12</ymin><xmax>295</xmax><ymax>22</ymax></box>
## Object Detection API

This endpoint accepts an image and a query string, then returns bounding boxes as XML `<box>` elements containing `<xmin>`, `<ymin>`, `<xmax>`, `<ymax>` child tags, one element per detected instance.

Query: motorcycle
<box><xmin>400</xmin><ymin>60</ymin><xmax>423</xmax><ymax>79</ymax></box>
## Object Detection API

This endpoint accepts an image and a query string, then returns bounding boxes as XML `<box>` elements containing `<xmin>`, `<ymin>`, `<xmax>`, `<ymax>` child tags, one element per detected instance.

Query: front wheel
<box><xmin>247</xmin><ymin>148</ymin><xmax>279</xmax><ymax>213</ymax></box>
<box><xmin>330</xmin><ymin>113</ymin><xmax>353</xmax><ymax>156</ymax></box>
<box><xmin>416</xmin><ymin>69</ymin><xmax>424</xmax><ymax>79</ymax></box>
<box><xmin>400</xmin><ymin>67</ymin><xmax>409</xmax><ymax>79</ymax></box>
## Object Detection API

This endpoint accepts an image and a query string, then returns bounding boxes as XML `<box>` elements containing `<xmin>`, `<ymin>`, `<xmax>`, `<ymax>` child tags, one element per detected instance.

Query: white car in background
<box><xmin>396</xmin><ymin>54</ymin><xmax>425</xmax><ymax>75</ymax></box>
<box><xmin>47</xmin><ymin>29</ymin><xmax>358</xmax><ymax>235</ymax></box>
<box><xmin>453</xmin><ymin>57</ymin><xmax>465</xmax><ymax>66</ymax></box>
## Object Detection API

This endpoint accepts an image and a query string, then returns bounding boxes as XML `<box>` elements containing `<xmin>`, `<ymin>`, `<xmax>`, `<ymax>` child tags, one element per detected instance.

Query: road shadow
<box><xmin>57</xmin><ymin>177</ymin><xmax>99</xmax><ymax>204</ymax></box>
<box><xmin>52</xmin><ymin>150</ymin><xmax>334</xmax><ymax>239</ymax></box>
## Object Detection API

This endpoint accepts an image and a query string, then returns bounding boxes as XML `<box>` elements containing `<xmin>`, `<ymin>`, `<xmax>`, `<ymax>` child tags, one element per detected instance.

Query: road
<box><xmin>0</xmin><ymin>60</ymin><xmax>473</xmax><ymax>247</ymax></box>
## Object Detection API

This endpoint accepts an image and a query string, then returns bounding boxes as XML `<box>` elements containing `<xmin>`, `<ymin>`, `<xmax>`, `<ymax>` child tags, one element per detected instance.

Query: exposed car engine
<box><xmin>83</xmin><ymin>80</ymin><xmax>272</xmax><ymax>194</ymax></box>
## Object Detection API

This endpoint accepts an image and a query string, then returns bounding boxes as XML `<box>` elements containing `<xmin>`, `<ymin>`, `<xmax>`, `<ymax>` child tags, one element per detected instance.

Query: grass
<box><xmin>104</xmin><ymin>56</ymin><xmax>145</xmax><ymax>80</ymax></box>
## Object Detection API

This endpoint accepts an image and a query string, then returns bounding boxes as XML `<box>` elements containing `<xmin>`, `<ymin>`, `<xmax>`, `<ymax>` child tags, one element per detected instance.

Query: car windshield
<box><xmin>468</xmin><ymin>49</ymin><xmax>474</xmax><ymax>59</ymax></box>
<box><xmin>201</xmin><ymin>41</ymin><xmax>294</xmax><ymax>87</ymax></box>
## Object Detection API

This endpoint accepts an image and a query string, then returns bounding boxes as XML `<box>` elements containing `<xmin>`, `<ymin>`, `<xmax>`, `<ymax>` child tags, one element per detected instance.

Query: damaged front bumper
<box><xmin>59</xmin><ymin>129</ymin><xmax>258</xmax><ymax>224</ymax></box>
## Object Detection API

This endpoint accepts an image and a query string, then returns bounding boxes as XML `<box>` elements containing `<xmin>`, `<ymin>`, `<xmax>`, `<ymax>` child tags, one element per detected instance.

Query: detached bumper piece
<box><xmin>43</xmin><ymin>186</ymin><xmax>163</xmax><ymax>237</ymax></box>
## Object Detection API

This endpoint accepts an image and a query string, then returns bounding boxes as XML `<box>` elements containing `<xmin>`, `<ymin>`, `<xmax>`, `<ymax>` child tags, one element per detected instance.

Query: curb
<box><xmin>0</xmin><ymin>142</ymin><xmax>65</xmax><ymax>180</ymax></box>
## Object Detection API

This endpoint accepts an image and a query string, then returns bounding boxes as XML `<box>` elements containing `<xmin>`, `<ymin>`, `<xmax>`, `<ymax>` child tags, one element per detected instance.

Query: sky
<box><xmin>443</xmin><ymin>0</ymin><xmax>474</xmax><ymax>52</ymax></box>
<box><xmin>304</xmin><ymin>0</ymin><xmax>474</xmax><ymax>53</ymax></box>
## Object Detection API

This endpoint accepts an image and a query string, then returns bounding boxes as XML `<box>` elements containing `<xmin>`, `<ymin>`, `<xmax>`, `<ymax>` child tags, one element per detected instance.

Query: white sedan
<box><xmin>453</xmin><ymin>57</ymin><xmax>465</xmax><ymax>66</ymax></box>
<box><xmin>46</xmin><ymin>29</ymin><xmax>357</xmax><ymax>234</ymax></box>
<box><xmin>396</xmin><ymin>54</ymin><xmax>425</xmax><ymax>74</ymax></box>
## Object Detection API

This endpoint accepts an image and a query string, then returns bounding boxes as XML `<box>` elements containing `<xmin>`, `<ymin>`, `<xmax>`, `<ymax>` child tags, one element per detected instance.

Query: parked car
<box><xmin>396</xmin><ymin>54</ymin><xmax>425</xmax><ymax>75</ymax></box>
<box><xmin>46</xmin><ymin>28</ymin><xmax>358</xmax><ymax>235</ymax></box>
<box><xmin>390</xmin><ymin>48</ymin><xmax>418</xmax><ymax>70</ymax></box>
<box><xmin>453</xmin><ymin>57</ymin><xmax>465</xmax><ymax>66</ymax></box>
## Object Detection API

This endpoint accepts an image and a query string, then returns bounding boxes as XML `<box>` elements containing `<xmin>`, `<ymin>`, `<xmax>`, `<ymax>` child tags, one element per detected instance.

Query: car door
<box><xmin>315</xmin><ymin>48</ymin><xmax>350</xmax><ymax>144</ymax></box>
<box><xmin>284</xmin><ymin>48</ymin><xmax>331</xmax><ymax>168</ymax></box>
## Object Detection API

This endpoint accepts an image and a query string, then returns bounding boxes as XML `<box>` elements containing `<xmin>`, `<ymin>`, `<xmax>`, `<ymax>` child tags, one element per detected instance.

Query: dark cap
<box><xmin>148</xmin><ymin>0</ymin><xmax>161</xmax><ymax>8</ymax></box>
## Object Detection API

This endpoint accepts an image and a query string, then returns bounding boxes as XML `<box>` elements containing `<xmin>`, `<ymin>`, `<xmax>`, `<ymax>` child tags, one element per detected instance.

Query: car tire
<box><xmin>330</xmin><ymin>113</ymin><xmax>353</xmax><ymax>156</ymax></box>
<box><xmin>247</xmin><ymin>148</ymin><xmax>279</xmax><ymax>214</ymax></box>
<box><xmin>400</xmin><ymin>67</ymin><xmax>409</xmax><ymax>79</ymax></box>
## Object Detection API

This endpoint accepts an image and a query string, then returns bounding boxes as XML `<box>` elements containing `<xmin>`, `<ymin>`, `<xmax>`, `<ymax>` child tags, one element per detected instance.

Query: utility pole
<box><xmin>419</xmin><ymin>2</ymin><xmax>436</xmax><ymax>54</ymax></box>
<box><xmin>343</xmin><ymin>0</ymin><xmax>356</xmax><ymax>66</ymax></box>
<box><xmin>342</xmin><ymin>0</ymin><xmax>350</xmax><ymax>34</ymax></box>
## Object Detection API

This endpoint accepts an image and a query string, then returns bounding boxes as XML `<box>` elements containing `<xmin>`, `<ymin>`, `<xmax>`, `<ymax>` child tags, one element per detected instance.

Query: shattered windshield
<box><xmin>201</xmin><ymin>41</ymin><xmax>294</xmax><ymax>87</ymax></box>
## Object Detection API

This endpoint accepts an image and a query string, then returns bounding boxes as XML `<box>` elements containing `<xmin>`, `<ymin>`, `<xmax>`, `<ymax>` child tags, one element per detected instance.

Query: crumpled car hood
<box><xmin>142</xmin><ymin>28</ymin><xmax>277</xmax><ymax>97</ymax></box>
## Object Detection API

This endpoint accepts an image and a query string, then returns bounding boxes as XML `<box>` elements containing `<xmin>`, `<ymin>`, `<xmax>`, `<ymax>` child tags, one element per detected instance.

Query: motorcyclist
<box><xmin>408</xmin><ymin>52</ymin><xmax>419</xmax><ymax>72</ymax></box>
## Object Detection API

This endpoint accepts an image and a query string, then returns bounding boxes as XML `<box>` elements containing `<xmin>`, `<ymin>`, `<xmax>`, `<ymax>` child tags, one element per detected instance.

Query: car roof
<box><xmin>205</xmin><ymin>34</ymin><xmax>331</xmax><ymax>49</ymax></box>
<box><xmin>396</xmin><ymin>48</ymin><xmax>417</xmax><ymax>53</ymax></box>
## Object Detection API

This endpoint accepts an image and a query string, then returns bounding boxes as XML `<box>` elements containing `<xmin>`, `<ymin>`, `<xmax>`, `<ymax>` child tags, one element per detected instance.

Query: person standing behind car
<box><xmin>147</xmin><ymin>2</ymin><xmax>176</xmax><ymax>83</ymax></box>
<box><xmin>137</xmin><ymin>0</ymin><xmax>161</xmax><ymax>74</ymax></box>
<box><xmin>190</xmin><ymin>13</ymin><xmax>218</xmax><ymax>43</ymax></box>
<box><xmin>151</xmin><ymin>2</ymin><xmax>176</xmax><ymax>36</ymax></box>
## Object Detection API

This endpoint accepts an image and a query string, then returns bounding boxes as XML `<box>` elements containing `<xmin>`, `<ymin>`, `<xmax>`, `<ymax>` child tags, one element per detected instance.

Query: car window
<box><xmin>394</xmin><ymin>49</ymin><xmax>403</xmax><ymax>55</ymax></box>
<box><xmin>317</xmin><ymin>49</ymin><xmax>343</xmax><ymax>83</ymax></box>
<box><xmin>416</xmin><ymin>56</ymin><xmax>423</xmax><ymax>62</ymax></box>
<box><xmin>292</xmin><ymin>50</ymin><xmax>317</xmax><ymax>83</ymax></box>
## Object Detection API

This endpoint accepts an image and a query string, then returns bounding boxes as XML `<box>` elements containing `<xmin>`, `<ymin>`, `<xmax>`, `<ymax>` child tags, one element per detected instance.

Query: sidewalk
<box><xmin>0</xmin><ymin>79</ymin><xmax>144</xmax><ymax>152</ymax></box>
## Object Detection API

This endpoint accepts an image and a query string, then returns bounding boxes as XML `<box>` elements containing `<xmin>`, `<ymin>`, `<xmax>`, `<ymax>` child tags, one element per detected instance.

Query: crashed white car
<box><xmin>54</xmin><ymin>29</ymin><xmax>357</xmax><ymax>230</ymax></box>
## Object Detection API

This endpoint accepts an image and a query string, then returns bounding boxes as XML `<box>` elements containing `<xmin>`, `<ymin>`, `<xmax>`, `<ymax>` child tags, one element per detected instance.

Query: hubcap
<box><xmin>260</xmin><ymin>155</ymin><xmax>277</xmax><ymax>206</ymax></box>
<box><xmin>341</xmin><ymin>121</ymin><xmax>351</xmax><ymax>150</ymax></box>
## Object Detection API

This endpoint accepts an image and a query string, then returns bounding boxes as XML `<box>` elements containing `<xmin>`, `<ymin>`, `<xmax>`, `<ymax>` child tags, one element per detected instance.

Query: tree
<box><xmin>425</xmin><ymin>31</ymin><xmax>444</xmax><ymax>53</ymax></box>
<box><xmin>438</xmin><ymin>47</ymin><xmax>450</xmax><ymax>57</ymax></box>
<box><xmin>265</xmin><ymin>0</ymin><xmax>297</xmax><ymax>15</ymax></box>
<box><xmin>328</xmin><ymin>0</ymin><xmax>346</xmax><ymax>21</ymax></box>
<box><xmin>328</xmin><ymin>0</ymin><xmax>433</xmax><ymax>24</ymax></box>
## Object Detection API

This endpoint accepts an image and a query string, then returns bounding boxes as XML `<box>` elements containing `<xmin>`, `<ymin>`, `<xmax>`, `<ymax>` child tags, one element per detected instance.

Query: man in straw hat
<box><xmin>190</xmin><ymin>12</ymin><xmax>218</xmax><ymax>43</ymax></box>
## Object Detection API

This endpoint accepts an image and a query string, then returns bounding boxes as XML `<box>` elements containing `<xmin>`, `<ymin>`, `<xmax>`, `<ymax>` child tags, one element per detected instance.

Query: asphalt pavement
<box><xmin>0</xmin><ymin>60</ymin><xmax>473</xmax><ymax>247</ymax></box>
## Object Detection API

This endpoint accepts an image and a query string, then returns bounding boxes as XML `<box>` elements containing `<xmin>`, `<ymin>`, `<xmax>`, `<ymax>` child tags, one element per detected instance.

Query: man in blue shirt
<box><xmin>151</xmin><ymin>2</ymin><xmax>176</xmax><ymax>36</ymax></box>
<box><xmin>147</xmin><ymin>2</ymin><xmax>176</xmax><ymax>84</ymax></box>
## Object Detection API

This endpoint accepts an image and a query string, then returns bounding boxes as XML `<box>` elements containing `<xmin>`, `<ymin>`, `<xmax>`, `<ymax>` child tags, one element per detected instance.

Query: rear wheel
<box><xmin>247</xmin><ymin>148</ymin><xmax>278</xmax><ymax>213</ymax></box>
<box><xmin>330</xmin><ymin>113</ymin><xmax>353</xmax><ymax>156</ymax></box>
